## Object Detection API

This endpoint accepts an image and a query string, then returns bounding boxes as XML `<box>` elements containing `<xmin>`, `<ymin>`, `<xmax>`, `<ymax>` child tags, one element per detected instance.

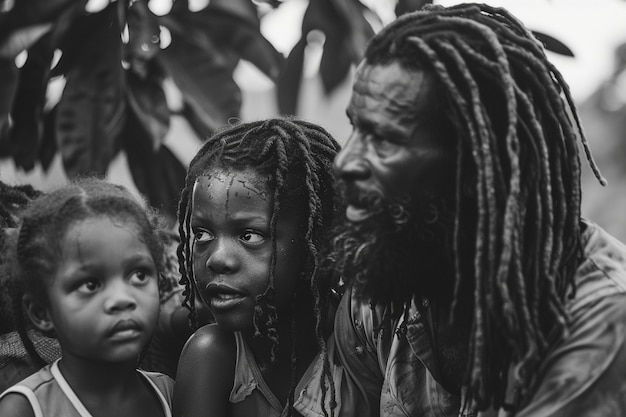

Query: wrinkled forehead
<box><xmin>352</xmin><ymin>60</ymin><xmax>441</xmax><ymax>117</ymax></box>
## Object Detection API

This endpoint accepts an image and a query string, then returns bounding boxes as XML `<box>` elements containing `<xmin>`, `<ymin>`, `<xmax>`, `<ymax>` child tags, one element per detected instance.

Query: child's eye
<box><xmin>77</xmin><ymin>279</ymin><xmax>100</xmax><ymax>294</ymax></box>
<box><xmin>194</xmin><ymin>229</ymin><xmax>214</xmax><ymax>243</ymax></box>
<box><xmin>240</xmin><ymin>230</ymin><xmax>264</xmax><ymax>245</ymax></box>
<box><xmin>129</xmin><ymin>269</ymin><xmax>153</xmax><ymax>285</ymax></box>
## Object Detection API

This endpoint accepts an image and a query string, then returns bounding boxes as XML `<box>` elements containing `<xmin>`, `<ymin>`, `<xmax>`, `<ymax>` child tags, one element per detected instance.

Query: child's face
<box><xmin>41</xmin><ymin>216</ymin><xmax>160</xmax><ymax>363</ymax></box>
<box><xmin>190</xmin><ymin>168</ymin><xmax>304</xmax><ymax>331</ymax></box>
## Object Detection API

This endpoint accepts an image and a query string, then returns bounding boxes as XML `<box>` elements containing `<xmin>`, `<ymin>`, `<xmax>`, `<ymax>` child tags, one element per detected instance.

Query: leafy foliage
<box><xmin>0</xmin><ymin>0</ymin><xmax>284</xmax><ymax>219</ymax></box>
<box><xmin>278</xmin><ymin>0</ymin><xmax>377</xmax><ymax>115</ymax></box>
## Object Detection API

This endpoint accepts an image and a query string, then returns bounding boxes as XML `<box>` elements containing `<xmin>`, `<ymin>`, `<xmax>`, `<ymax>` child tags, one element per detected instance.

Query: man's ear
<box><xmin>23</xmin><ymin>294</ymin><xmax>54</xmax><ymax>333</ymax></box>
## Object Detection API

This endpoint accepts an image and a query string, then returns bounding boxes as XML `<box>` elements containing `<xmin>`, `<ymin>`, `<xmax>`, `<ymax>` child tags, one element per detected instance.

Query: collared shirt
<box><xmin>327</xmin><ymin>220</ymin><xmax>626</xmax><ymax>417</ymax></box>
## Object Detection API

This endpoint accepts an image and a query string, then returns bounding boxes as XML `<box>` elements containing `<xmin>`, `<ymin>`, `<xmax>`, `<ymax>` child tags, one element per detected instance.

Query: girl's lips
<box><xmin>205</xmin><ymin>283</ymin><xmax>243</xmax><ymax>297</ymax></box>
<box><xmin>108</xmin><ymin>319</ymin><xmax>142</xmax><ymax>341</ymax></box>
<box><xmin>109</xmin><ymin>328</ymin><xmax>141</xmax><ymax>341</ymax></box>
<box><xmin>209</xmin><ymin>292</ymin><xmax>245</xmax><ymax>310</ymax></box>
<box><xmin>205</xmin><ymin>283</ymin><xmax>246</xmax><ymax>310</ymax></box>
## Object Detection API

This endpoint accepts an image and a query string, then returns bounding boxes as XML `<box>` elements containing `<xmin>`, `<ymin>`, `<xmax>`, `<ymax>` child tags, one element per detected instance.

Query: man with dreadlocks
<box><xmin>327</xmin><ymin>3</ymin><xmax>626</xmax><ymax>417</ymax></box>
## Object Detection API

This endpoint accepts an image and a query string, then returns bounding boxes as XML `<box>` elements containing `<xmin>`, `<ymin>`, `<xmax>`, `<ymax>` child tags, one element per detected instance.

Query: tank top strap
<box><xmin>230</xmin><ymin>331</ymin><xmax>283</xmax><ymax>412</ymax></box>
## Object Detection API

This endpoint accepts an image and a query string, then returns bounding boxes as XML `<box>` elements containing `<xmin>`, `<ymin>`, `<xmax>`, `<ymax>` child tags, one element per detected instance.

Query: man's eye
<box><xmin>369</xmin><ymin>133</ymin><xmax>399</xmax><ymax>155</ymax></box>
<box><xmin>371</xmin><ymin>133</ymin><xmax>394</xmax><ymax>145</ymax></box>
<box><xmin>240</xmin><ymin>231</ymin><xmax>264</xmax><ymax>245</ymax></box>
<box><xmin>77</xmin><ymin>280</ymin><xmax>100</xmax><ymax>294</ymax></box>
<box><xmin>194</xmin><ymin>230</ymin><xmax>214</xmax><ymax>243</ymax></box>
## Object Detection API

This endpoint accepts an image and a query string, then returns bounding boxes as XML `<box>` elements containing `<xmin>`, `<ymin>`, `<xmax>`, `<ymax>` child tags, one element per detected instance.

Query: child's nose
<box><xmin>104</xmin><ymin>281</ymin><xmax>137</xmax><ymax>312</ymax></box>
<box><xmin>206</xmin><ymin>239</ymin><xmax>238</xmax><ymax>274</ymax></box>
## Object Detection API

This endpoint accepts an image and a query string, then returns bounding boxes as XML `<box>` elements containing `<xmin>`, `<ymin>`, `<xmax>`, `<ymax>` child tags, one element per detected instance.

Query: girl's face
<box><xmin>39</xmin><ymin>216</ymin><xmax>160</xmax><ymax>364</ymax></box>
<box><xmin>190</xmin><ymin>168</ymin><xmax>304</xmax><ymax>331</ymax></box>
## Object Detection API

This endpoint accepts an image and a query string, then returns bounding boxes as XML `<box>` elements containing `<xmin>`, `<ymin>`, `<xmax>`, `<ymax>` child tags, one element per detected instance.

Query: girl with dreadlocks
<box><xmin>173</xmin><ymin>118</ymin><xmax>342</xmax><ymax>417</ymax></box>
<box><xmin>0</xmin><ymin>178</ymin><xmax>174</xmax><ymax>416</ymax></box>
<box><xmin>328</xmin><ymin>3</ymin><xmax>626</xmax><ymax>417</ymax></box>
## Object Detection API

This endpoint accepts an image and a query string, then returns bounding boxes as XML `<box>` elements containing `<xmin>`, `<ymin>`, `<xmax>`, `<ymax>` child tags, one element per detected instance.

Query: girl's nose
<box><xmin>104</xmin><ymin>281</ymin><xmax>137</xmax><ymax>313</ymax></box>
<box><xmin>206</xmin><ymin>239</ymin><xmax>238</xmax><ymax>274</ymax></box>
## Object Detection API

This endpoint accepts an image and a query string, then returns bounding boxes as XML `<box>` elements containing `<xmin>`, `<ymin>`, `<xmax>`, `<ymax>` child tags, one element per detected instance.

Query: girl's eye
<box><xmin>130</xmin><ymin>269</ymin><xmax>153</xmax><ymax>285</ymax></box>
<box><xmin>194</xmin><ymin>229</ymin><xmax>214</xmax><ymax>243</ymax></box>
<box><xmin>240</xmin><ymin>230</ymin><xmax>264</xmax><ymax>245</ymax></box>
<box><xmin>77</xmin><ymin>280</ymin><xmax>100</xmax><ymax>294</ymax></box>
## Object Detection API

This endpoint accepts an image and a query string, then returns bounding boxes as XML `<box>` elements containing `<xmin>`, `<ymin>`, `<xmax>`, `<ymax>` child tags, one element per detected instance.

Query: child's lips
<box><xmin>108</xmin><ymin>319</ymin><xmax>142</xmax><ymax>340</ymax></box>
<box><xmin>205</xmin><ymin>283</ymin><xmax>245</xmax><ymax>309</ymax></box>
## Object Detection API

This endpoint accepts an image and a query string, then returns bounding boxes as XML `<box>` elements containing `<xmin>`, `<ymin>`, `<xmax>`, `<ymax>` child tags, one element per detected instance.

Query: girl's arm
<box><xmin>173</xmin><ymin>323</ymin><xmax>236</xmax><ymax>417</ymax></box>
<box><xmin>0</xmin><ymin>393</ymin><xmax>36</xmax><ymax>417</ymax></box>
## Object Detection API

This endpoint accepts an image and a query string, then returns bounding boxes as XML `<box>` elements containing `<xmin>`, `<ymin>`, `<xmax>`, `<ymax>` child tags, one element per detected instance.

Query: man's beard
<box><xmin>326</xmin><ymin>188</ymin><xmax>457</xmax><ymax>310</ymax></box>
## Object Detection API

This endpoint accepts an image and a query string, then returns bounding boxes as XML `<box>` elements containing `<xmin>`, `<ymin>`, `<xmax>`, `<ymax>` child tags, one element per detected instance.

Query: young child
<box><xmin>0</xmin><ymin>178</ymin><xmax>174</xmax><ymax>417</ymax></box>
<box><xmin>173</xmin><ymin>118</ymin><xmax>342</xmax><ymax>417</ymax></box>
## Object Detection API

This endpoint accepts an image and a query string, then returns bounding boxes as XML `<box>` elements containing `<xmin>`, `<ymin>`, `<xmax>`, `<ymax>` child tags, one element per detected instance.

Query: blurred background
<box><xmin>1</xmin><ymin>0</ymin><xmax>626</xmax><ymax>239</ymax></box>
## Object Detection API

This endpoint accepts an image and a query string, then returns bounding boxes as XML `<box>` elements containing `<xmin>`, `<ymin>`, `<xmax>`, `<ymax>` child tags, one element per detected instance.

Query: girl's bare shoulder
<box><xmin>0</xmin><ymin>392</ymin><xmax>36</xmax><ymax>417</ymax></box>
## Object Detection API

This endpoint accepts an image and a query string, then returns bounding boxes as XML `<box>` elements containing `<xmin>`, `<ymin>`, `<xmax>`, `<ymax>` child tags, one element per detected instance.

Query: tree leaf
<box><xmin>0</xmin><ymin>23</ymin><xmax>52</xmax><ymax>59</ymax></box>
<box><xmin>0</xmin><ymin>0</ymin><xmax>83</xmax><ymax>38</ymax></box>
<box><xmin>296</xmin><ymin>0</ymin><xmax>374</xmax><ymax>94</ymax></box>
<box><xmin>125</xmin><ymin>0</ymin><xmax>160</xmax><ymax>78</ymax></box>
<box><xmin>165</xmin><ymin>8</ymin><xmax>283</xmax><ymax>82</ymax></box>
<box><xmin>277</xmin><ymin>38</ymin><xmax>305</xmax><ymax>115</ymax></box>
<box><xmin>126</xmin><ymin>66</ymin><xmax>170</xmax><ymax>149</ymax></box>
<box><xmin>395</xmin><ymin>0</ymin><xmax>433</xmax><ymax>15</ymax></box>
<box><xmin>205</xmin><ymin>0</ymin><xmax>259</xmax><ymax>29</ymax></box>
<box><xmin>0</xmin><ymin>59</ymin><xmax>18</xmax><ymax>149</ymax></box>
<box><xmin>157</xmin><ymin>27</ymin><xmax>240</xmax><ymax>135</ymax></box>
<box><xmin>56</xmin><ymin>3</ymin><xmax>125</xmax><ymax>176</ymax></box>
<box><xmin>319</xmin><ymin>32</ymin><xmax>351</xmax><ymax>94</ymax></box>
<box><xmin>302</xmin><ymin>0</ymin><xmax>340</xmax><ymax>36</ymax></box>
<box><xmin>39</xmin><ymin>106</ymin><xmax>58</xmax><ymax>172</ymax></box>
<box><xmin>532</xmin><ymin>30</ymin><xmax>575</xmax><ymax>57</ymax></box>
<box><xmin>335</xmin><ymin>0</ymin><xmax>374</xmax><ymax>63</ymax></box>
<box><xmin>9</xmin><ymin>34</ymin><xmax>53</xmax><ymax>171</ymax></box>
<box><xmin>123</xmin><ymin>111</ymin><xmax>186</xmax><ymax>222</ymax></box>
<box><xmin>51</xmin><ymin>3</ymin><xmax>111</xmax><ymax>77</ymax></box>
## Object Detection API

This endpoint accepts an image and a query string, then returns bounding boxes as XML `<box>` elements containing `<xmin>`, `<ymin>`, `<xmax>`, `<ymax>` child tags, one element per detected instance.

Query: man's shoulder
<box><xmin>521</xmin><ymin>282</ymin><xmax>626</xmax><ymax>416</ymax></box>
<box><xmin>569</xmin><ymin>220</ymin><xmax>626</xmax><ymax>314</ymax></box>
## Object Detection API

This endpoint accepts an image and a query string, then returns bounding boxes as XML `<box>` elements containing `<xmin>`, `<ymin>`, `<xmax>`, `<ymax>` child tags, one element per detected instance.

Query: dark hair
<box><xmin>177</xmin><ymin>117</ymin><xmax>341</xmax><ymax>416</ymax></box>
<box><xmin>0</xmin><ymin>181</ymin><xmax>42</xmax><ymax>230</ymax></box>
<box><xmin>0</xmin><ymin>181</ymin><xmax>43</xmax><ymax>336</ymax></box>
<box><xmin>7</xmin><ymin>178</ymin><xmax>166</xmax><ymax>366</ymax></box>
<box><xmin>364</xmin><ymin>3</ymin><xmax>605</xmax><ymax>411</ymax></box>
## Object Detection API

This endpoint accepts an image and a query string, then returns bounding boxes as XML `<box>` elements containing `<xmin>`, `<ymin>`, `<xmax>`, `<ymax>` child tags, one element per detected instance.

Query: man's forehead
<box><xmin>354</xmin><ymin>61</ymin><xmax>431</xmax><ymax>89</ymax></box>
<box><xmin>351</xmin><ymin>60</ymin><xmax>440</xmax><ymax>119</ymax></box>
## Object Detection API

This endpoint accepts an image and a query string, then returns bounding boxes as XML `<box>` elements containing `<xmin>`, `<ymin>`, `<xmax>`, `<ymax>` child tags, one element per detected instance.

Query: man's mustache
<box><xmin>340</xmin><ymin>183</ymin><xmax>411</xmax><ymax>228</ymax></box>
<box><xmin>342</xmin><ymin>184</ymin><xmax>384</xmax><ymax>209</ymax></box>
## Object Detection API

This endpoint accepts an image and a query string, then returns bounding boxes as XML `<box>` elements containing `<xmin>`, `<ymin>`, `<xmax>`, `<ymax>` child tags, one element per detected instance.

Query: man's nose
<box><xmin>334</xmin><ymin>131</ymin><xmax>370</xmax><ymax>181</ymax></box>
